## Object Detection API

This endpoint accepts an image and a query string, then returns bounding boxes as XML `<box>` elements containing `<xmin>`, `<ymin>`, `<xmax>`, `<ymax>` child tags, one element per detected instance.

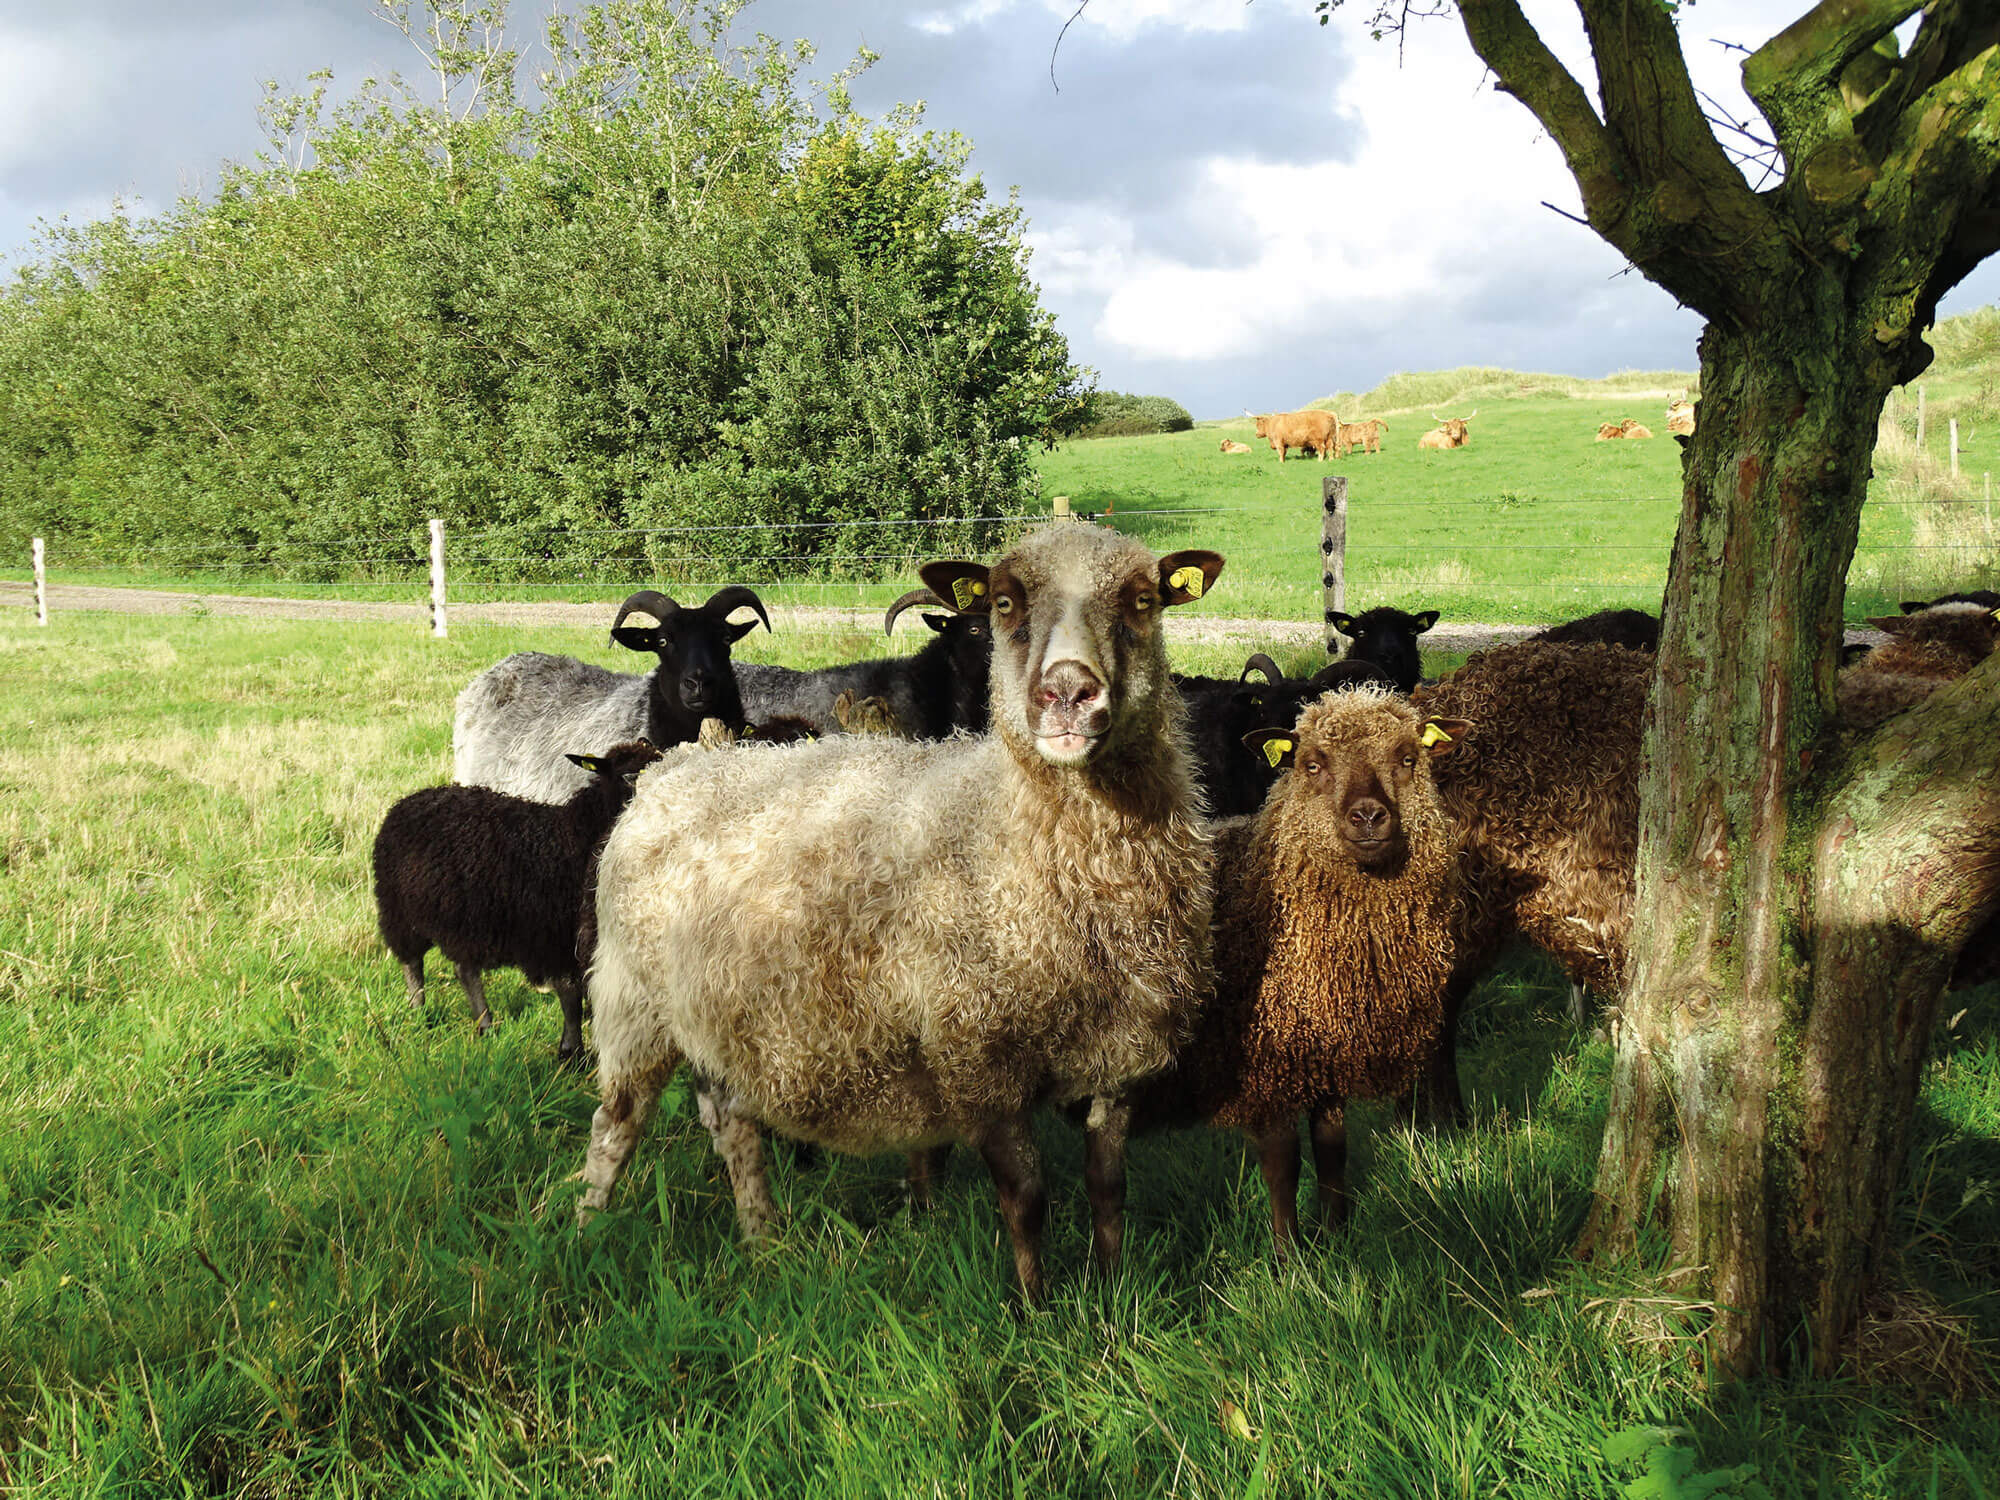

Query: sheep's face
<box><xmin>1247</xmin><ymin>691</ymin><xmax>1468</xmax><ymax>873</ymax></box>
<box><xmin>1327</xmin><ymin>606</ymin><xmax>1439</xmax><ymax>693</ymax></box>
<box><xmin>969</xmin><ymin>525</ymin><xmax>1222</xmax><ymax>768</ymax></box>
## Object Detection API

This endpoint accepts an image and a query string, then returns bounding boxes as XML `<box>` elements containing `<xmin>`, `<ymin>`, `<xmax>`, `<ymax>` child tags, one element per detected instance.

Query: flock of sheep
<box><xmin>369</xmin><ymin>521</ymin><xmax>2000</xmax><ymax>1297</ymax></box>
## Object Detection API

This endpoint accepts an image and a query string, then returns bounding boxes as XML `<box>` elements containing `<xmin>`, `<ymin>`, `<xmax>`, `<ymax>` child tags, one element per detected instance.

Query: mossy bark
<box><xmin>1450</xmin><ymin>0</ymin><xmax>2000</xmax><ymax>1376</ymax></box>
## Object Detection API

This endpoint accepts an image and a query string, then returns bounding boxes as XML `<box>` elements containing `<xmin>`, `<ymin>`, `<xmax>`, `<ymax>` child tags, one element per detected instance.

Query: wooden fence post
<box><xmin>1321</xmin><ymin>475</ymin><xmax>1348</xmax><ymax>653</ymax></box>
<box><xmin>1052</xmin><ymin>494</ymin><xmax>1072</xmax><ymax>521</ymax></box>
<box><xmin>32</xmin><ymin>537</ymin><xmax>46</xmax><ymax>627</ymax></box>
<box><xmin>1949</xmin><ymin>418</ymin><xmax>1960</xmax><ymax>475</ymax></box>
<box><xmin>429</xmin><ymin>518</ymin><xmax>447</xmax><ymax>639</ymax></box>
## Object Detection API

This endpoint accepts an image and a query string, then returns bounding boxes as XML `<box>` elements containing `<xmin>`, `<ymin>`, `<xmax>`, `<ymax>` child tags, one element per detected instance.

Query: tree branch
<box><xmin>1859</xmin><ymin>0</ymin><xmax>2000</xmax><ymax>159</ymax></box>
<box><xmin>1741</xmin><ymin>0</ymin><xmax>1923</xmax><ymax>153</ymax></box>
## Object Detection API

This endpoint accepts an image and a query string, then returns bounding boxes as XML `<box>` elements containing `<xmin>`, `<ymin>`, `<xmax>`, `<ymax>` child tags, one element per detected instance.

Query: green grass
<box><xmin>2</xmin><ymin>613</ymin><xmax>1997</xmax><ymax>1496</ymax></box>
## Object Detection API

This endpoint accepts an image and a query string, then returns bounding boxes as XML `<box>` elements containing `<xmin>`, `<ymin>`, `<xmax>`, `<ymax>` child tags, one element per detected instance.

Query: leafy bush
<box><xmin>1071</xmin><ymin>391</ymin><xmax>1196</xmax><ymax>439</ymax></box>
<box><xmin>0</xmin><ymin>0</ymin><xmax>1085</xmax><ymax>574</ymax></box>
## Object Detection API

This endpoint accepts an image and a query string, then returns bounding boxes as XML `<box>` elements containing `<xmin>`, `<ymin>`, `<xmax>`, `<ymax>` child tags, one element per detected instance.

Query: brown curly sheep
<box><xmin>1837</xmin><ymin>603</ymin><xmax>2000</xmax><ymax>728</ymax></box>
<box><xmin>1098</xmin><ymin>688</ymin><xmax>1470</xmax><ymax>1250</ymax></box>
<box><xmin>1409</xmin><ymin>640</ymin><xmax>1653</xmax><ymax>1119</ymax></box>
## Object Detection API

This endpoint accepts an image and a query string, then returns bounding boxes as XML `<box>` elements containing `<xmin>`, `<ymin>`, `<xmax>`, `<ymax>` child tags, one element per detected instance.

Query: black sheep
<box><xmin>373</xmin><ymin>740</ymin><xmax>663</xmax><ymax>1063</ymax></box>
<box><xmin>735</xmin><ymin>565</ymin><xmax>994</xmax><ymax>739</ymax></box>
<box><xmin>1530</xmin><ymin>608</ymin><xmax>1661</xmax><ymax>652</ymax></box>
<box><xmin>1327</xmin><ymin>606</ymin><xmax>1439</xmax><ymax>692</ymax></box>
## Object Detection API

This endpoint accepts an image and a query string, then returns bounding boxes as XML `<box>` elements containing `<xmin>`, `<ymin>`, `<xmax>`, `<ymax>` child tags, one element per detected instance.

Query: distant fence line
<box><xmin>9</xmin><ymin>480</ymin><xmax>1996</xmax><ymax>634</ymax></box>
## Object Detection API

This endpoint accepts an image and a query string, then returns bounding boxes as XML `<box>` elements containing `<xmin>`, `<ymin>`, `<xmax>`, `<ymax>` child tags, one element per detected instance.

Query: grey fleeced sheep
<box><xmin>577</xmin><ymin>524</ymin><xmax>1226</xmax><ymax>1300</ymax></box>
<box><xmin>452</xmin><ymin>586</ymin><xmax>770</xmax><ymax>804</ymax></box>
<box><xmin>1095</xmin><ymin>688</ymin><xmax>1470</xmax><ymax>1251</ymax></box>
<box><xmin>373</xmin><ymin>740</ymin><xmax>664</xmax><ymax>1062</ymax></box>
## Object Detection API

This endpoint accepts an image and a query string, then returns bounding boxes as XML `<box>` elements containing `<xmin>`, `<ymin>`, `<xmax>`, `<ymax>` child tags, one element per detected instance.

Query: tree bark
<box><xmin>1577</xmin><ymin>315</ymin><xmax>2000</xmax><ymax>1375</ymax></box>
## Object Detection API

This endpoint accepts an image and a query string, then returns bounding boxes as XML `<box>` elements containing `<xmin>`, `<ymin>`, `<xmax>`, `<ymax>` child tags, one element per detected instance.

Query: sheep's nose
<box><xmin>1348</xmin><ymin>798</ymin><xmax>1390</xmax><ymax>837</ymax></box>
<box><xmin>680</xmin><ymin>671</ymin><xmax>714</xmax><ymax>707</ymax></box>
<box><xmin>1038</xmin><ymin>662</ymin><xmax>1104</xmax><ymax>711</ymax></box>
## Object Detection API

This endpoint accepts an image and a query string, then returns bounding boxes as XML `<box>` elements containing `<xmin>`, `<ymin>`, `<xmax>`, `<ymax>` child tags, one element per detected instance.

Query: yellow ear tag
<box><xmin>1262</xmin><ymin>737</ymin><xmax>1292</xmax><ymax>768</ymax></box>
<box><xmin>1420</xmin><ymin>723</ymin><xmax>1453</xmax><ymax>748</ymax></box>
<box><xmin>1169</xmin><ymin>565</ymin><xmax>1205</xmax><ymax>599</ymax></box>
<box><xmin>952</xmin><ymin>578</ymin><xmax>986</xmax><ymax>611</ymax></box>
<box><xmin>1991</xmin><ymin>607</ymin><xmax>2000</xmax><ymax>621</ymax></box>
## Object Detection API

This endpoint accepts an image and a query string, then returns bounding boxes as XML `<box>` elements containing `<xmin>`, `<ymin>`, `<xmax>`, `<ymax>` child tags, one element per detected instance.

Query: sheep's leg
<box><xmin>1252</xmin><ymin>1122</ymin><xmax>1303</xmax><ymax>1252</ymax></box>
<box><xmin>1082</xmin><ymin>1095</ymin><xmax>1131</xmax><ymax>1275</ymax></box>
<box><xmin>697</xmin><ymin>1082</ymin><xmax>779</xmax><ymax>1242</ymax></box>
<box><xmin>576</xmin><ymin>1051</ymin><xmax>677</xmax><ymax>1224</ymax></box>
<box><xmin>1413</xmin><ymin>974</ymin><xmax>1472</xmax><ymax>1128</ymax></box>
<box><xmin>401</xmin><ymin>958</ymin><xmax>425</xmax><ymax>1012</ymax></box>
<box><xmin>1567</xmin><ymin>982</ymin><xmax>1591</xmax><ymax>1032</ymax></box>
<box><xmin>552</xmin><ymin>973</ymin><xmax>587</xmax><ymax>1067</ymax></box>
<box><xmin>906</xmin><ymin>1144</ymin><xmax>953</xmax><ymax>1212</ymax></box>
<box><xmin>455</xmin><ymin>962</ymin><xmax>494</xmax><ymax>1036</ymax></box>
<box><xmin>970</xmin><ymin>1113</ymin><xmax>1047</xmax><ymax>1305</ymax></box>
<box><xmin>1309</xmin><ymin>1100</ymin><xmax>1351</xmax><ymax>1232</ymax></box>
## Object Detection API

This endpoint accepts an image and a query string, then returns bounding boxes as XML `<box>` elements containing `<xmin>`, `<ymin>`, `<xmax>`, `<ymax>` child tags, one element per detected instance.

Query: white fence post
<box><xmin>429</xmin><ymin>518</ymin><xmax>447</xmax><ymax>639</ymax></box>
<box><xmin>1321</xmin><ymin>474</ymin><xmax>1348</xmax><ymax>652</ymax></box>
<box><xmin>1916</xmin><ymin>385</ymin><xmax>1927</xmax><ymax>452</ymax></box>
<box><xmin>1950</xmin><ymin>418</ymin><xmax>1960</xmax><ymax>475</ymax></box>
<box><xmin>32</xmin><ymin>537</ymin><xmax>46</xmax><ymax>627</ymax></box>
<box><xmin>1052</xmin><ymin>494</ymin><xmax>1072</xmax><ymax>521</ymax></box>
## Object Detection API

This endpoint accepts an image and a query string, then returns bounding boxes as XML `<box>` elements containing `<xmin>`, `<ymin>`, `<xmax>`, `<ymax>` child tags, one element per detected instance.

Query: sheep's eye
<box><xmin>1304</xmin><ymin>762</ymin><xmax>1321</xmax><ymax>776</ymax></box>
<box><xmin>1134</xmin><ymin>594</ymin><xmax>1153</xmax><ymax>612</ymax></box>
<box><xmin>1402</xmin><ymin>755</ymin><xmax>1417</xmax><ymax>768</ymax></box>
<box><xmin>994</xmin><ymin>596</ymin><xmax>1014</xmax><ymax>616</ymax></box>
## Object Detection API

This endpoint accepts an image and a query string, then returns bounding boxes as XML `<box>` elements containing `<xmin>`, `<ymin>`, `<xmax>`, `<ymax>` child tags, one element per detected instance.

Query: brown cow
<box><xmin>1219</xmin><ymin>439</ymin><xmax>1253</xmax><ymax>454</ymax></box>
<box><xmin>1254</xmin><ymin>409</ymin><xmax>1341</xmax><ymax>462</ymax></box>
<box><xmin>1336</xmin><ymin>418</ymin><xmax>1387</xmax><ymax>456</ymax></box>
<box><xmin>1595</xmin><ymin>421</ymin><xmax>1625</xmax><ymax>441</ymax></box>
<box><xmin>1619</xmin><ymin>418</ymin><xmax>1653</xmax><ymax>439</ymax></box>
<box><xmin>1666</xmin><ymin>396</ymin><xmax>1696</xmax><ymax>436</ymax></box>
<box><xmin>1416</xmin><ymin>411</ymin><xmax>1475</xmax><ymax>450</ymax></box>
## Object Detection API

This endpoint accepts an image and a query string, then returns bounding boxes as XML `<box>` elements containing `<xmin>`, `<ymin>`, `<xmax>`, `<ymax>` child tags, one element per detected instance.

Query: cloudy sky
<box><xmin>3</xmin><ymin>0</ymin><xmax>1995</xmax><ymax>417</ymax></box>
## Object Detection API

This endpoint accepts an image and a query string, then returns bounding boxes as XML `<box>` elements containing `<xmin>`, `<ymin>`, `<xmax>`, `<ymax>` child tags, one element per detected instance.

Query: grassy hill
<box><xmin>1035</xmin><ymin>335</ymin><xmax>2000</xmax><ymax>626</ymax></box>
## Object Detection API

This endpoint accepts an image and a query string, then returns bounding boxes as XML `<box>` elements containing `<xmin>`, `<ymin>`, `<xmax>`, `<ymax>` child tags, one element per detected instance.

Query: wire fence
<box><xmin>6</xmin><ymin>480</ymin><xmax>1997</xmax><ymax>637</ymax></box>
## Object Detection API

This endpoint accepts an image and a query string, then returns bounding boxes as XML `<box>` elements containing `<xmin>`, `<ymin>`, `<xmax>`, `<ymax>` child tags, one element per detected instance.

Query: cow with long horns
<box><xmin>450</xmin><ymin>585</ymin><xmax>772</xmax><ymax>804</ymax></box>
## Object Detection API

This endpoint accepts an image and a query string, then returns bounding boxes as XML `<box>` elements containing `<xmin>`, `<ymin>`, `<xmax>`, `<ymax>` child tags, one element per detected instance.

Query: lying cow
<box><xmin>1417</xmin><ymin>411</ymin><xmax>1475</xmax><ymax>450</ymax></box>
<box><xmin>1220</xmin><ymin>439</ymin><xmax>1252</xmax><ymax>454</ymax></box>
<box><xmin>1666</xmin><ymin>395</ymin><xmax>1696</xmax><ymax>436</ymax></box>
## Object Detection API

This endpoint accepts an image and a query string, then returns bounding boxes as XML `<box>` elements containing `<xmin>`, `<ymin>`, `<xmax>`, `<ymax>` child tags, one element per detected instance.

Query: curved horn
<box><xmin>611</xmin><ymin>589</ymin><xmax>680</xmax><ymax>634</ymax></box>
<box><xmin>1240</xmin><ymin>652</ymin><xmax>1287</xmax><ymax>686</ymax></box>
<box><xmin>1463</xmin><ymin>410</ymin><xmax>1477</xmax><ymax>420</ymax></box>
<box><xmin>884</xmin><ymin>587</ymin><xmax>947</xmax><ymax>636</ymax></box>
<box><xmin>701</xmin><ymin>584</ymin><xmax>771</xmax><ymax>634</ymax></box>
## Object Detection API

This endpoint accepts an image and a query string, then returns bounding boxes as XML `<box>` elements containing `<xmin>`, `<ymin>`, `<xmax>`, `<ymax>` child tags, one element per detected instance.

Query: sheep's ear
<box><xmin>610</xmin><ymin>626</ymin><xmax>659</xmax><ymax>654</ymax></box>
<box><xmin>1159</xmin><ymin>550</ymin><xmax>1225</xmax><ymax>606</ymax></box>
<box><xmin>1242</xmin><ymin>727</ymin><xmax>1297</xmax><ymax>770</ymax></box>
<box><xmin>919</xmin><ymin>560</ymin><xmax>991</xmax><ymax>614</ymax></box>
<box><xmin>1864</xmin><ymin>615</ymin><xmax>1908</xmax><ymax>635</ymax></box>
<box><xmin>727</xmin><ymin>617</ymin><xmax>760</xmax><ymax>644</ymax></box>
<box><xmin>565</xmin><ymin>753</ymin><xmax>606</xmax><ymax>773</ymax></box>
<box><xmin>1412</xmin><ymin>610</ymin><xmax>1440</xmax><ymax>633</ymax></box>
<box><xmin>1328</xmin><ymin>611</ymin><xmax>1356</xmax><ymax>635</ymax></box>
<box><xmin>923</xmin><ymin>613</ymin><xmax>951</xmax><ymax>634</ymax></box>
<box><xmin>1418</xmin><ymin>718</ymin><xmax>1471</xmax><ymax>758</ymax></box>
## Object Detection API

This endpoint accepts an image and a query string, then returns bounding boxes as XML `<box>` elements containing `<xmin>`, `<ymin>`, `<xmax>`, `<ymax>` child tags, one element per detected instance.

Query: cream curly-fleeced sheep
<box><xmin>577</xmin><ymin>524</ymin><xmax>1226</xmax><ymax>1300</ymax></box>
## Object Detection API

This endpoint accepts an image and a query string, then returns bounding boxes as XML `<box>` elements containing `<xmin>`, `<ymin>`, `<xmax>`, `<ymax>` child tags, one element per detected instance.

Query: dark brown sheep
<box><xmin>1104</xmin><ymin>688</ymin><xmax>1470</xmax><ymax>1248</ymax></box>
<box><xmin>1837</xmin><ymin>603</ymin><xmax>2000</xmax><ymax>729</ymax></box>
<box><xmin>1410</xmin><ymin>640</ymin><xmax>1652</xmax><ymax>1119</ymax></box>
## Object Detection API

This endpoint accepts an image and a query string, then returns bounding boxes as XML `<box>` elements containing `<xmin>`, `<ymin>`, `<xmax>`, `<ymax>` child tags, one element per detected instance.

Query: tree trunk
<box><xmin>1580</xmin><ymin>317</ymin><xmax>2000</xmax><ymax>1376</ymax></box>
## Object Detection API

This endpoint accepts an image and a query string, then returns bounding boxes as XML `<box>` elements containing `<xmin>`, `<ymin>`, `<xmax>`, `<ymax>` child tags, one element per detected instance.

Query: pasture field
<box><xmin>2</xmin><ymin>612</ymin><xmax>1997</xmax><ymax>1497</ymax></box>
<box><xmin>1035</xmin><ymin>389</ymin><xmax>1998</xmax><ymax>625</ymax></box>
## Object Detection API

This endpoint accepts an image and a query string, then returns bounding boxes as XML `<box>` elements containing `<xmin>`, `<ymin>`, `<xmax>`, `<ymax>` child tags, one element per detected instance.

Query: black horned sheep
<box><xmin>373</xmin><ymin>740</ymin><xmax>664</xmax><ymax>1063</ymax></box>
<box><xmin>1178</xmin><ymin>653</ymin><xmax>1398</xmax><ymax>818</ymax></box>
<box><xmin>734</xmin><ymin>572</ymin><xmax>992</xmax><ymax>740</ymax></box>
<box><xmin>577</xmin><ymin>524</ymin><xmax>1226</xmax><ymax>1301</ymax></box>
<box><xmin>451</xmin><ymin>586</ymin><xmax>770</xmax><ymax>803</ymax></box>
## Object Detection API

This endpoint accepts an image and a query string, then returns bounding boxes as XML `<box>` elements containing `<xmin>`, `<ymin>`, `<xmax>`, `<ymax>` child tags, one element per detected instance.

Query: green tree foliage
<box><xmin>1071</xmin><ymin>391</ymin><xmax>1196</xmax><ymax>439</ymax></box>
<box><xmin>0</xmin><ymin>0</ymin><xmax>1086</xmax><ymax>576</ymax></box>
